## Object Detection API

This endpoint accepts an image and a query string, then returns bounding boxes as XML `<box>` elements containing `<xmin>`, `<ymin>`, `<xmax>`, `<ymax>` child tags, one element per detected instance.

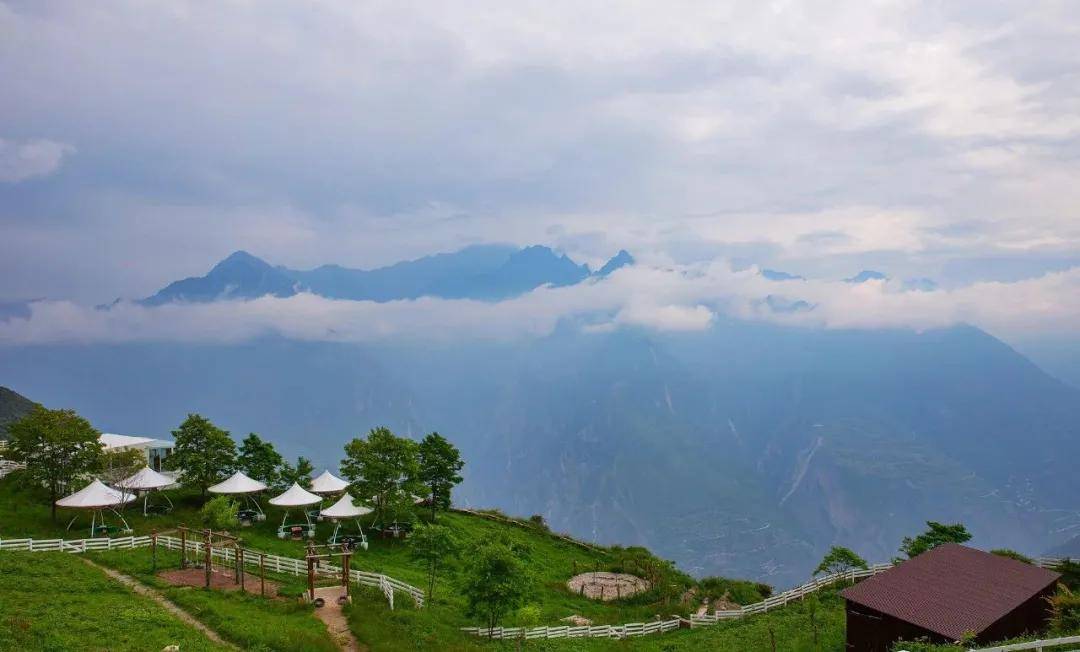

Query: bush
<box><xmin>1053</xmin><ymin>590</ymin><xmax>1080</xmax><ymax>632</ymax></box>
<box><xmin>990</xmin><ymin>549</ymin><xmax>1034</xmax><ymax>564</ymax></box>
<box><xmin>1056</xmin><ymin>558</ymin><xmax>1080</xmax><ymax>592</ymax></box>
<box><xmin>200</xmin><ymin>495</ymin><xmax>238</xmax><ymax>530</ymax></box>
<box><xmin>699</xmin><ymin>576</ymin><xmax>772</xmax><ymax>605</ymax></box>
<box><xmin>527</xmin><ymin>514</ymin><xmax>548</xmax><ymax>531</ymax></box>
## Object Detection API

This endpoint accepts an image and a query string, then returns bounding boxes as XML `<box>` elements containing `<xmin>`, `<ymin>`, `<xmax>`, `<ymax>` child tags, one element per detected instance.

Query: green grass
<box><xmin>0</xmin><ymin>551</ymin><xmax>228</xmax><ymax>652</ymax></box>
<box><xmin>86</xmin><ymin>546</ymin><xmax>338</xmax><ymax>652</ymax></box>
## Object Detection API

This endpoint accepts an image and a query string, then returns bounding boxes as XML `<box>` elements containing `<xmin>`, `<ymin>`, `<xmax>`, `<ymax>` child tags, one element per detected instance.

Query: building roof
<box><xmin>268</xmin><ymin>482</ymin><xmax>323</xmax><ymax>507</ymax></box>
<box><xmin>56</xmin><ymin>479</ymin><xmax>135</xmax><ymax>508</ymax></box>
<box><xmin>320</xmin><ymin>493</ymin><xmax>373</xmax><ymax>519</ymax></box>
<box><xmin>309</xmin><ymin>470</ymin><xmax>349</xmax><ymax>494</ymax></box>
<box><xmin>99</xmin><ymin>433</ymin><xmax>174</xmax><ymax>450</ymax></box>
<box><xmin>207</xmin><ymin>471</ymin><xmax>267</xmax><ymax>495</ymax></box>
<box><xmin>841</xmin><ymin>544</ymin><xmax>1061</xmax><ymax>641</ymax></box>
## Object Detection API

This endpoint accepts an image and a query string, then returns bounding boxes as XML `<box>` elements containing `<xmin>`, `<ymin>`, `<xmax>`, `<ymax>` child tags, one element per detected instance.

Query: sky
<box><xmin>1</xmin><ymin>1</ymin><xmax>1079</xmax><ymax>347</ymax></box>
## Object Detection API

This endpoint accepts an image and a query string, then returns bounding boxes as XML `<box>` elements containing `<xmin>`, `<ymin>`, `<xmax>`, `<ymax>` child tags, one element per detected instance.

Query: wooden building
<box><xmin>840</xmin><ymin>544</ymin><xmax>1060</xmax><ymax>651</ymax></box>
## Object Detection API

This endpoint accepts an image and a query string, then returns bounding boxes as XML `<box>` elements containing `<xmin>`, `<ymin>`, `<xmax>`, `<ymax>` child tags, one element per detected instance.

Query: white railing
<box><xmin>0</xmin><ymin>459</ymin><xmax>26</xmax><ymax>478</ymax></box>
<box><xmin>967</xmin><ymin>635</ymin><xmax>1080</xmax><ymax>651</ymax></box>
<box><xmin>0</xmin><ymin>534</ymin><xmax>425</xmax><ymax>608</ymax></box>
<box><xmin>462</xmin><ymin>618</ymin><xmax>683</xmax><ymax>640</ymax></box>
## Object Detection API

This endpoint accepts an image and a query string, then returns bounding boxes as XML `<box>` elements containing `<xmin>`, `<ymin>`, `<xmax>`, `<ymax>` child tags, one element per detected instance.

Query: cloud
<box><xmin>2</xmin><ymin>263</ymin><xmax>1076</xmax><ymax>346</ymax></box>
<box><xmin>0</xmin><ymin>1</ymin><xmax>1078</xmax><ymax>315</ymax></box>
<box><xmin>0</xmin><ymin>137</ymin><xmax>74</xmax><ymax>182</ymax></box>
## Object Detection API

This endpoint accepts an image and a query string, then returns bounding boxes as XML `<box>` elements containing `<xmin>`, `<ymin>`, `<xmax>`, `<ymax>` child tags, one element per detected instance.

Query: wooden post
<box><xmin>151</xmin><ymin>529</ymin><xmax>157</xmax><ymax>573</ymax></box>
<box><xmin>179</xmin><ymin>526</ymin><xmax>187</xmax><ymax>569</ymax></box>
<box><xmin>204</xmin><ymin>530</ymin><xmax>212</xmax><ymax>589</ymax></box>
<box><xmin>260</xmin><ymin>553</ymin><xmax>266</xmax><ymax>597</ymax></box>
<box><xmin>343</xmin><ymin>549</ymin><xmax>351</xmax><ymax>597</ymax></box>
<box><xmin>307</xmin><ymin>555</ymin><xmax>315</xmax><ymax>602</ymax></box>
<box><xmin>238</xmin><ymin>545</ymin><xmax>245</xmax><ymax>591</ymax></box>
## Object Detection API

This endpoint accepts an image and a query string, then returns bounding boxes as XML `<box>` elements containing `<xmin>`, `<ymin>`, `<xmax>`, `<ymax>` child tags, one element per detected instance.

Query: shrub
<box><xmin>698</xmin><ymin>576</ymin><xmax>772</xmax><ymax>605</ymax></box>
<box><xmin>1052</xmin><ymin>589</ymin><xmax>1080</xmax><ymax>632</ymax></box>
<box><xmin>1055</xmin><ymin>558</ymin><xmax>1080</xmax><ymax>591</ymax></box>
<box><xmin>990</xmin><ymin>549</ymin><xmax>1034</xmax><ymax>564</ymax></box>
<box><xmin>200</xmin><ymin>495</ymin><xmax>238</xmax><ymax>530</ymax></box>
<box><xmin>528</xmin><ymin>514</ymin><xmax>548</xmax><ymax>531</ymax></box>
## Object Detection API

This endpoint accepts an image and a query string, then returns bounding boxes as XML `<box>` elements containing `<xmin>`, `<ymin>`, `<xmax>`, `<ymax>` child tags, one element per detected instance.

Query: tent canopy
<box><xmin>321</xmin><ymin>493</ymin><xmax>373</xmax><ymax>519</ymax></box>
<box><xmin>56</xmin><ymin>479</ymin><xmax>135</xmax><ymax>508</ymax></box>
<box><xmin>269</xmin><ymin>482</ymin><xmax>322</xmax><ymax>507</ymax></box>
<box><xmin>207</xmin><ymin>471</ymin><xmax>267</xmax><ymax>495</ymax></box>
<box><xmin>309</xmin><ymin>470</ymin><xmax>349</xmax><ymax>494</ymax></box>
<box><xmin>117</xmin><ymin>466</ymin><xmax>175</xmax><ymax>491</ymax></box>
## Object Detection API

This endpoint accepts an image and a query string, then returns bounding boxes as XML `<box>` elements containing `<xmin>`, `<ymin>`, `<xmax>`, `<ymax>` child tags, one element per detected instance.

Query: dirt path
<box><xmin>80</xmin><ymin>557</ymin><xmax>237</xmax><ymax>650</ymax></box>
<box><xmin>311</xmin><ymin>586</ymin><xmax>366</xmax><ymax>652</ymax></box>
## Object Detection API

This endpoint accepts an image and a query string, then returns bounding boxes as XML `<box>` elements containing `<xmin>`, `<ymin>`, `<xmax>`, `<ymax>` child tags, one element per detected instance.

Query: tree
<box><xmin>814</xmin><ymin>546</ymin><xmax>868</xmax><ymax>579</ymax></box>
<box><xmin>279</xmin><ymin>456</ymin><xmax>314</xmax><ymax>488</ymax></box>
<box><xmin>165</xmin><ymin>414</ymin><xmax>235</xmax><ymax>500</ymax></box>
<box><xmin>899</xmin><ymin>521</ymin><xmax>971</xmax><ymax>559</ymax></box>
<box><xmin>8</xmin><ymin>406</ymin><xmax>104</xmax><ymax>520</ymax></box>
<box><xmin>459</xmin><ymin>539</ymin><xmax>534</xmax><ymax>631</ymax></box>
<box><xmin>417</xmin><ymin>432</ymin><xmax>464</xmax><ymax>521</ymax></box>
<box><xmin>100</xmin><ymin>447</ymin><xmax>145</xmax><ymax>485</ymax></box>
<box><xmin>340</xmin><ymin>427</ymin><xmax>421</xmax><ymax>520</ymax></box>
<box><xmin>201</xmin><ymin>495</ymin><xmax>239</xmax><ymax>529</ymax></box>
<box><xmin>409</xmin><ymin>523</ymin><xmax>459</xmax><ymax>600</ymax></box>
<box><xmin>237</xmin><ymin>433</ymin><xmax>283</xmax><ymax>487</ymax></box>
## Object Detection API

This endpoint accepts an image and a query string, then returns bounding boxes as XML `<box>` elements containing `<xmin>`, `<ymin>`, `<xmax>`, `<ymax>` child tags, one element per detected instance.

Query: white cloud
<box><xmin>2</xmin><ymin>263</ymin><xmax>1076</xmax><ymax>346</ymax></box>
<box><xmin>0</xmin><ymin>137</ymin><xmax>73</xmax><ymax>182</ymax></box>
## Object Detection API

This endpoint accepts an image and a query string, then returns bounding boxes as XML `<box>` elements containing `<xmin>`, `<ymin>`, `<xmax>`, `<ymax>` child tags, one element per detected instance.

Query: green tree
<box><xmin>459</xmin><ymin>539</ymin><xmax>534</xmax><ymax>631</ymax></box>
<box><xmin>165</xmin><ymin>414</ymin><xmax>235</xmax><ymax>500</ymax></box>
<box><xmin>340</xmin><ymin>427</ymin><xmax>421</xmax><ymax>520</ymax></box>
<box><xmin>8</xmin><ymin>406</ymin><xmax>104</xmax><ymax>520</ymax></box>
<box><xmin>100</xmin><ymin>447</ymin><xmax>145</xmax><ymax>485</ymax></box>
<box><xmin>409</xmin><ymin>522</ymin><xmax>459</xmax><ymax>600</ymax></box>
<box><xmin>899</xmin><ymin>521</ymin><xmax>971</xmax><ymax>559</ymax></box>
<box><xmin>279</xmin><ymin>456</ymin><xmax>314</xmax><ymax>488</ymax></box>
<box><xmin>814</xmin><ymin>546</ymin><xmax>868</xmax><ymax>579</ymax></box>
<box><xmin>237</xmin><ymin>433</ymin><xmax>283</xmax><ymax>487</ymax></box>
<box><xmin>417</xmin><ymin>432</ymin><xmax>464</xmax><ymax>521</ymax></box>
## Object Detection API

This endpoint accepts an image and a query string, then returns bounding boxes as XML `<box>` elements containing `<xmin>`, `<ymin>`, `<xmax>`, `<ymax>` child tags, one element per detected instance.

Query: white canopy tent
<box><xmin>321</xmin><ymin>493</ymin><xmax>373</xmax><ymax>549</ymax></box>
<box><xmin>207</xmin><ymin>471</ymin><xmax>268</xmax><ymax>520</ymax></box>
<box><xmin>117</xmin><ymin>466</ymin><xmax>176</xmax><ymax>516</ymax></box>
<box><xmin>268</xmin><ymin>482</ymin><xmax>322</xmax><ymax>538</ymax></box>
<box><xmin>309</xmin><ymin>470</ymin><xmax>349</xmax><ymax>495</ymax></box>
<box><xmin>56</xmin><ymin>479</ymin><xmax>136</xmax><ymax>536</ymax></box>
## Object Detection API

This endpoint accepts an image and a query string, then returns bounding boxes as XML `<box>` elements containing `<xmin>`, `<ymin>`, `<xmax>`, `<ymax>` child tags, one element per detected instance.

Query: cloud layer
<box><xmin>0</xmin><ymin>1</ymin><xmax>1078</xmax><ymax>339</ymax></box>
<box><xmin>0</xmin><ymin>137</ymin><xmax>73</xmax><ymax>182</ymax></box>
<box><xmin>3</xmin><ymin>263</ymin><xmax>1077</xmax><ymax>346</ymax></box>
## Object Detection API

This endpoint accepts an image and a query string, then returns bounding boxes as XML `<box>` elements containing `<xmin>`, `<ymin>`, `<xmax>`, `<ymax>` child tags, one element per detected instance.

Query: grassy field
<box><xmin>0</xmin><ymin>551</ymin><xmax>228</xmax><ymax>652</ymax></box>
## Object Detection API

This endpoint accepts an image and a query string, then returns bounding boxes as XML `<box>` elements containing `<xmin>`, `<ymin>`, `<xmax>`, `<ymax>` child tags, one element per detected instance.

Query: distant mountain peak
<box><xmin>761</xmin><ymin>268</ymin><xmax>805</xmax><ymax>282</ymax></box>
<box><xmin>597</xmin><ymin>250</ymin><xmax>635</xmax><ymax>277</ymax></box>
<box><xmin>844</xmin><ymin>270</ymin><xmax>888</xmax><ymax>283</ymax></box>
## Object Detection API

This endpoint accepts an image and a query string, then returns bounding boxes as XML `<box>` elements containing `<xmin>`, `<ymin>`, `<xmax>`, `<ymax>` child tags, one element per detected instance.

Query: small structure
<box><xmin>841</xmin><ymin>544</ymin><xmax>1061</xmax><ymax>651</ymax></box>
<box><xmin>309</xmin><ymin>470</ymin><xmax>349</xmax><ymax>496</ymax></box>
<box><xmin>567</xmin><ymin>572</ymin><xmax>650</xmax><ymax>601</ymax></box>
<box><xmin>56</xmin><ymin>479</ymin><xmax>135</xmax><ymax>536</ymax></box>
<box><xmin>99</xmin><ymin>433</ymin><xmax>175</xmax><ymax>472</ymax></box>
<box><xmin>117</xmin><ymin>466</ymin><xmax>176</xmax><ymax>515</ymax></box>
<box><xmin>269</xmin><ymin>482</ymin><xmax>323</xmax><ymax>539</ymax></box>
<box><xmin>321</xmin><ymin>493</ymin><xmax>373</xmax><ymax>549</ymax></box>
<box><xmin>207</xmin><ymin>471</ymin><xmax>267</xmax><ymax>523</ymax></box>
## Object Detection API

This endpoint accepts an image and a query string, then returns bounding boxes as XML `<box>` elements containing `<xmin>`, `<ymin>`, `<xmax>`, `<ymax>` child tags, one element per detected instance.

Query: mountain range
<box><xmin>140</xmin><ymin>245</ymin><xmax>633</xmax><ymax>305</ymax></box>
<box><xmin>3</xmin><ymin>248</ymin><xmax>1079</xmax><ymax>586</ymax></box>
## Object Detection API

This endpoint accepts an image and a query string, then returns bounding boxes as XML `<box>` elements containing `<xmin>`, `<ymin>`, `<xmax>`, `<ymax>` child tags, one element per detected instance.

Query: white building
<box><xmin>99</xmin><ymin>433</ymin><xmax>175</xmax><ymax>472</ymax></box>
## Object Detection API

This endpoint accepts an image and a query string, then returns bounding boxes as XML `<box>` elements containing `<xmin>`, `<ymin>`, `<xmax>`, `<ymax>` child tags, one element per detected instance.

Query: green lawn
<box><xmin>0</xmin><ymin>551</ymin><xmax>228</xmax><ymax>652</ymax></box>
<box><xmin>87</xmin><ymin>546</ymin><xmax>338</xmax><ymax>652</ymax></box>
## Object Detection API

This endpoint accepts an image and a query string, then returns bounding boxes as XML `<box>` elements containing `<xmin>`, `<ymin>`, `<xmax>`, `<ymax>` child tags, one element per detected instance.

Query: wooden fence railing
<box><xmin>0</xmin><ymin>534</ymin><xmax>425</xmax><ymax>608</ymax></box>
<box><xmin>966</xmin><ymin>634</ymin><xmax>1080</xmax><ymax>651</ymax></box>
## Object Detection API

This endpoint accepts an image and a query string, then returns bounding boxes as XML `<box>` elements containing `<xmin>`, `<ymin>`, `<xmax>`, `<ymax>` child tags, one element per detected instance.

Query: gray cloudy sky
<box><xmin>1</xmin><ymin>1</ymin><xmax>1079</xmax><ymax>341</ymax></box>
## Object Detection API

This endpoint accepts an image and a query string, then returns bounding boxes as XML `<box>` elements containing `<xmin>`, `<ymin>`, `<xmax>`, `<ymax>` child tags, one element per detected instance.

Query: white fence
<box><xmin>0</xmin><ymin>459</ymin><xmax>25</xmax><ymax>479</ymax></box>
<box><xmin>968</xmin><ymin>635</ymin><xmax>1080</xmax><ymax>651</ymax></box>
<box><xmin>0</xmin><ymin>534</ymin><xmax>425</xmax><ymax>608</ymax></box>
<box><xmin>463</xmin><ymin>557</ymin><xmax>1075</xmax><ymax>641</ymax></box>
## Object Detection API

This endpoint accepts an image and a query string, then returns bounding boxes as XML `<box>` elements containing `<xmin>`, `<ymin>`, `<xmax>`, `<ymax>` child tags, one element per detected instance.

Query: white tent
<box><xmin>207</xmin><ymin>471</ymin><xmax>267</xmax><ymax>520</ymax></box>
<box><xmin>309</xmin><ymin>470</ymin><xmax>349</xmax><ymax>495</ymax></box>
<box><xmin>321</xmin><ymin>493</ymin><xmax>372</xmax><ymax>549</ymax></box>
<box><xmin>56</xmin><ymin>479</ymin><xmax>135</xmax><ymax>536</ymax></box>
<box><xmin>269</xmin><ymin>482</ymin><xmax>323</xmax><ymax>507</ymax></box>
<box><xmin>269</xmin><ymin>482</ymin><xmax>322</xmax><ymax>537</ymax></box>
<box><xmin>321</xmin><ymin>493</ymin><xmax>373</xmax><ymax>519</ymax></box>
<box><xmin>117</xmin><ymin>466</ymin><xmax>176</xmax><ymax>516</ymax></box>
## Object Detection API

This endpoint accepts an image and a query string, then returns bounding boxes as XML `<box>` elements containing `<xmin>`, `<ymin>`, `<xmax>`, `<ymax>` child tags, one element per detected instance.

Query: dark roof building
<box><xmin>841</xmin><ymin>544</ymin><xmax>1060</xmax><ymax>651</ymax></box>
